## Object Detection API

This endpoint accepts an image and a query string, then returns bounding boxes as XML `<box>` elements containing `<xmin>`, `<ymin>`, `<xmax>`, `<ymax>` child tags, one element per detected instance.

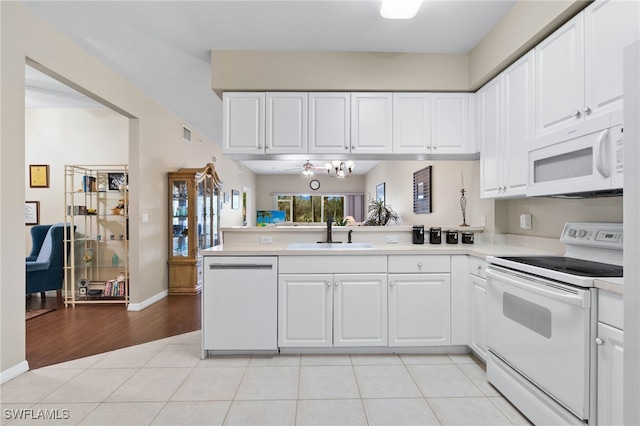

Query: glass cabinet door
<box><xmin>171</xmin><ymin>179</ymin><xmax>189</xmax><ymax>257</ymax></box>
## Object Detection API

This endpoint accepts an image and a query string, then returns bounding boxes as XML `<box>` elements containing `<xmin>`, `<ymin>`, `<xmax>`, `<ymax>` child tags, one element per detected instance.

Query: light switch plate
<box><xmin>386</xmin><ymin>235</ymin><xmax>398</xmax><ymax>244</ymax></box>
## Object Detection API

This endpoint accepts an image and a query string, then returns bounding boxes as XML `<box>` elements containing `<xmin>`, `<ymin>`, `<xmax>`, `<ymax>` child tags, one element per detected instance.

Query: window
<box><xmin>276</xmin><ymin>195</ymin><xmax>345</xmax><ymax>223</ymax></box>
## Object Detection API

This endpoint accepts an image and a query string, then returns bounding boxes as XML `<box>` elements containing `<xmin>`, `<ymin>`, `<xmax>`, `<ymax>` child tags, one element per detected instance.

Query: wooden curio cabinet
<box><xmin>168</xmin><ymin>163</ymin><xmax>221</xmax><ymax>295</ymax></box>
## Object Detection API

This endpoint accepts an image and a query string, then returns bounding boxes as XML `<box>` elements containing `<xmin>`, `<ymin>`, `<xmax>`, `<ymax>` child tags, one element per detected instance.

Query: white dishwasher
<box><xmin>202</xmin><ymin>256</ymin><xmax>278</xmax><ymax>357</ymax></box>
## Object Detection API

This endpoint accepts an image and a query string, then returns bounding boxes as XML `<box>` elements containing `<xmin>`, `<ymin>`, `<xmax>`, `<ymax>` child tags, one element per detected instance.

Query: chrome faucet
<box><xmin>326</xmin><ymin>215</ymin><xmax>333</xmax><ymax>243</ymax></box>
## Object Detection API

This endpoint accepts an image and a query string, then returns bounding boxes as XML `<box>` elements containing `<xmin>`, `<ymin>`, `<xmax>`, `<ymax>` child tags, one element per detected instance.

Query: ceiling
<box><xmin>22</xmin><ymin>0</ymin><xmax>517</xmax><ymax>175</ymax></box>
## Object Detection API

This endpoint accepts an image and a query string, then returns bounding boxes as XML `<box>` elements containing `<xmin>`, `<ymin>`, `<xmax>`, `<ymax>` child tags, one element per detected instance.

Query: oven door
<box><xmin>486</xmin><ymin>266</ymin><xmax>593</xmax><ymax>420</ymax></box>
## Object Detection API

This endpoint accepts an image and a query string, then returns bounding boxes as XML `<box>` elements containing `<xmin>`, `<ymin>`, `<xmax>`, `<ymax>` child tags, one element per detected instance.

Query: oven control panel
<box><xmin>560</xmin><ymin>222</ymin><xmax>623</xmax><ymax>249</ymax></box>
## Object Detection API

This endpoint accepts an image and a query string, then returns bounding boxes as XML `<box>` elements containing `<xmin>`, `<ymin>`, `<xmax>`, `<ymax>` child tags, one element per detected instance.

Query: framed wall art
<box><xmin>29</xmin><ymin>164</ymin><xmax>49</xmax><ymax>188</ymax></box>
<box><xmin>25</xmin><ymin>201</ymin><xmax>40</xmax><ymax>225</ymax></box>
<box><xmin>231</xmin><ymin>190</ymin><xmax>239</xmax><ymax>210</ymax></box>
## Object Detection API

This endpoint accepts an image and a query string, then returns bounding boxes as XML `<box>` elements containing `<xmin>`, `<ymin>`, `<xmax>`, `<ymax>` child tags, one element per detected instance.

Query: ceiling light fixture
<box><xmin>325</xmin><ymin>160</ymin><xmax>355</xmax><ymax>178</ymax></box>
<box><xmin>380</xmin><ymin>0</ymin><xmax>422</xmax><ymax>19</ymax></box>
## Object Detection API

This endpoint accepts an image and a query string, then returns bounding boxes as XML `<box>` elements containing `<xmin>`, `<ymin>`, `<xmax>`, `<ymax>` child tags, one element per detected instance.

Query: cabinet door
<box><xmin>333</xmin><ymin>274</ymin><xmax>387</xmax><ymax>347</ymax></box>
<box><xmin>309</xmin><ymin>93</ymin><xmax>351</xmax><ymax>154</ymax></box>
<box><xmin>223</xmin><ymin>92</ymin><xmax>265</xmax><ymax>155</ymax></box>
<box><xmin>431</xmin><ymin>93</ymin><xmax>470</xmax><ymax>154</ymax></box>
<box><xmin>265</xmin><ymin>92</ymin><xmax>308</xmax><ymax>154</ymax></box>
<box><xmin>596</xmin><ymin>322</ymin><xmax>624</xmax><ymax>426</ymax></box>
<box><xmin>478</xmin><ymin>76</ymin><xmax>503</xmax><ymax>198</ymax></box>
<box><xmin>278</xmin><ymin>274</ymin><xmax>333</xmax><ymax>347</ymax></box>
<box><xmin>388</xmin><ymin>273</ymin><xmax>451</xmax><ymax>347</ymax></box>
<box><xmin>351</xmin><ymin>93</ymin><xmax>393</xmax><ymax>154</ymax></box>
<box><xmin>584</xmin><ymin>0</ymin><xmax>640</xmax><ymax>121</ymax></box>
<box><xmin>468</xmin><ymin>274</ymin><xmax>487</xmax><ymax>361</ymax></box>
<box><xmin>535</xmin><ymin>13</ymin><xmax>585</xmax><ymax>137</ymax></box>
<box><xmin>392</xmin><ymin>93</ymin><xmax>431</xmax><ymax>154</ymax></box>
<box><xmin>502</xmin><ymin>51</ymin><xmax>534</xmax><ymax>198</ymax></box>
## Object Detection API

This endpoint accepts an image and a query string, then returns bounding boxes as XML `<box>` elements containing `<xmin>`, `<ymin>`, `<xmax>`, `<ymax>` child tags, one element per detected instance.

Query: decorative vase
<box><xmin>83</xmin><ymin>248</ymin><xmax>95</xmax><ymax>266</ymax></box>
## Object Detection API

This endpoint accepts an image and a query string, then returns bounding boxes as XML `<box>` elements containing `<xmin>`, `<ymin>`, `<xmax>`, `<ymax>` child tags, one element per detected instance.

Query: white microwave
<box><xmin>527</xmin><ymin>115</ymin><xmax>623</xmax><ymax>198</ymax></box>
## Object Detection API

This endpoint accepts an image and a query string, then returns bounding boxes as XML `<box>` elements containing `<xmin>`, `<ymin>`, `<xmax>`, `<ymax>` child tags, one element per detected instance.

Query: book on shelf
<box><xmin>82</xmin><ymin>176</ymin><xmax>97</xmax><ymax>192</ymax></box>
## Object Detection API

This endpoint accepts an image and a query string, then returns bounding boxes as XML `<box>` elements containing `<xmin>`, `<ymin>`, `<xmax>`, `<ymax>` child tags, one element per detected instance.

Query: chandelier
<box><xmin>325</xmin><ymin>160</ymin><xmax>355</xmax><ymax>178</ymax></box>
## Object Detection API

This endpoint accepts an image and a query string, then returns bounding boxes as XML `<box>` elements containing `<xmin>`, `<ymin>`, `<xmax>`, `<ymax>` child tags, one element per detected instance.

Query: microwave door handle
<box><xmin>487</xmin><ymin>269</ymin><xmax>589</xmax><ymax>308</ymax></box>
<box><xmin>595</xmin><ymin>128</ymin><xmax>610</xmax><ymax>178</ymax></box>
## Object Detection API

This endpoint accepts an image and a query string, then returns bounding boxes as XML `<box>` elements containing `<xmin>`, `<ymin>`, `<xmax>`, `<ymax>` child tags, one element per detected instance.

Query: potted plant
<box><xmin>364</xmin><ymin>199</ymin><xmax>399</xmax><ymax>226</ymax></box>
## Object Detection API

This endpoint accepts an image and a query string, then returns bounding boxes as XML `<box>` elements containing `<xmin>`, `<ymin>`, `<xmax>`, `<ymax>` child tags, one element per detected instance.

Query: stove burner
<box><xmin>499</xmin><ymin>256</ymin><xmax>623</xmax><ymax>277</ymax></box>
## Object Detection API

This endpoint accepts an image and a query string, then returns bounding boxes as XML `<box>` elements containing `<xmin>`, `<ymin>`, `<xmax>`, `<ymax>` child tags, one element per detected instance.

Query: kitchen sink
<box><xmin>284</xmin><ymin>242</ymin><xmax>379</xmax><ymax>250</ymax></box>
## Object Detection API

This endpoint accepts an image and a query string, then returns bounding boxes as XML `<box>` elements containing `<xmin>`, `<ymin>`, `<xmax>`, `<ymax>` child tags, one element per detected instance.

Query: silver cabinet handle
<box><xmin>327</xmin><ymin>281</ymin><xmax>331</xmax><ymax>287</ymax></box>
<box><xmin>596</xmin><ymin>337</ymin><xmax>604</xmax><ymax>345</ymax></box>
<box><xmin>476</xmin><ymin>265</ymin><xmax>482</xmax><ymax>271</ymax></box>
<box><xmin>418</xmin><ymin>262</ymin><xmax>423</xmax><ymax>268</ymax></box>
<box><xmin>584</xmin><ymin>106</ymin><xmax>591</xmax><ymax>114</ymax></box>
<box><xmin>433</xmin><ymin>146</ymin><xmax>437</xmax><ymax>150</ymax></box>
<box><xmin>334</xmin><ymin>282</ymin><xmax>339</xmax><ymax>286</ymax></box>
<box><xmin>351</xmin><ymin>145</ymin><xmax>355</xmax><ymax>149</ymax></box>
<box><xmin>344</xmin><ymin>145</ymin><xmax>349</xmax><ymax>150</ymax></box>
<box><xmin>572</xmin><ymin>110</ymin><xmax>581</xmax><ymax>117</ymax></box>
<box><xmin>390</xmin><ymin>282</ymin><xmax>395</xmax><ymax>287</ymax></box>
<box><xmin>257</xmin><ymin>144</ymin><xmax>263</xmax><ymax>149</ymax></box>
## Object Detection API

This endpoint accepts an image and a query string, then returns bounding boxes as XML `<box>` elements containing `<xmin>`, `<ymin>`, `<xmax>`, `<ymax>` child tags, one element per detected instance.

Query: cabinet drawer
<box><xmin>469</xmin><ymin>257</ymin><xmax>487</xmax><ymax>278</ymax></box>
<box><xmin>388</xmin><ymin>255</ymin><xmax>450</xmax><ymax>273</ymax></box>
<box><xmin>598</xmin><ymin>290</ymin><xmax>623</xmax><ymax>330</ymax></box>
<box><xmin>279</xmin><ymin>255</ymin><xmax>387</xmax><ymax>274</ymax></box>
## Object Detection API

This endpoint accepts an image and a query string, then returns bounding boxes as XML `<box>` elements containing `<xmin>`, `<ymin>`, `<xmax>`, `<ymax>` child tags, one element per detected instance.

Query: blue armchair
<box><xmin>26</xmin><ymin>223</ymin><xmax>74</xmax><ymax>304</ymax></box>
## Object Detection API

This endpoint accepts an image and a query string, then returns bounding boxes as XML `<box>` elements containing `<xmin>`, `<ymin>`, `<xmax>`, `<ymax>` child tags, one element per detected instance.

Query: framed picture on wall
<box><xmin>231</xmin><ymin>190</ymin><xmax>239</xmax><ymax>210</ymax></box>
<box><xmin>376</xmin><ymin>183</ymin><xmax>385</xmax><ymax>205</ymax></box>
<box><xmin>25</xmin><ymin>201</ymin><xmax>40</xmax><ymax>225</ymax></box>
<box><xmin>29</xmin><ymin>164</ymin><xmax>49</xmax><ymax>188</ymax></box>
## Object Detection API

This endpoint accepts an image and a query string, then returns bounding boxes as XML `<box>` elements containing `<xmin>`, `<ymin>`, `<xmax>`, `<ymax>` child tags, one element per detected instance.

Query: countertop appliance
<box><xmin>486</xmin><ymin>222</ymin><xmax>623</xmax><ymax>425</ymax></box>
<box><xmin>202</xmin><ymin>256</ymin><xmax>278</xmax><ymax>357</ymax></box>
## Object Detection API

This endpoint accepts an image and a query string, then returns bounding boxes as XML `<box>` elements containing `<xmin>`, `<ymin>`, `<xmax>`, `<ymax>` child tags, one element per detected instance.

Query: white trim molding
<box><xmin>127</xmin><ymin>290</ymin><xmax>168</xmax><ymax>312</ymax></box>
<box><xmin>1</xmin><ymin>360</ymin><xmax>29</xmax><ymax>385</ymax></box>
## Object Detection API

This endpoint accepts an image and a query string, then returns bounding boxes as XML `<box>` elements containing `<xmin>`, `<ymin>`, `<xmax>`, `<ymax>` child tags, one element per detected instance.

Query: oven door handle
<box><xmin>487</xmin><ymin>268</ymin><xmax>590</xmax><ymax>308</ymax></box>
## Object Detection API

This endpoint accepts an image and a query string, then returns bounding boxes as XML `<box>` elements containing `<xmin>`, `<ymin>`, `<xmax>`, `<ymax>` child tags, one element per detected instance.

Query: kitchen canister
<box><xmin>446</xmin><ymin>230</ymin><xmax>458</xmax><ymax>244</ymax></box>
<box><xmin>412</xmin><ymin>225</ymin><xmax>425</xmax><ymax>244</ymax></box>
<box><xmin>429</xmin><ymin>227</ymin><xmax>441</xmax><ymax>244</ymax></box>
<box><xmin>461</xmin><ymin>232</ymin><xmax>474</xmax><ymax>244</ymax></box>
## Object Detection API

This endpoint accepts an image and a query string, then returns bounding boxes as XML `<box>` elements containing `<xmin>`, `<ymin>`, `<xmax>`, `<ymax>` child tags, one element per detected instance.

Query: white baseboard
<box><xmin>1</xmin><ymin>360</ymin><xmax>29</xmax><ymax>384</ymax></box>
<box><xmin>127</xmin><ymin>290</ymin><xmax>168</xmax><ymax>312</ymax></box>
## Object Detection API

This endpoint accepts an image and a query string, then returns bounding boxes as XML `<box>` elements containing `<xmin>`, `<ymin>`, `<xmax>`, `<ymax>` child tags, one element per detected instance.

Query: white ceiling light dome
<box><xmin>380</xmin><ymin>0</ymin><xmax>423</xmax><ymax>19</ymax></box>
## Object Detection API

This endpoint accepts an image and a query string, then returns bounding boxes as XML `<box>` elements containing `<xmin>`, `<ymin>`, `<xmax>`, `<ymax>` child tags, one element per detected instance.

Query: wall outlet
<box><xmin>260</xmin><ymin>235</ymin><xmax>272</xmax><ymax>244</ymax></box>
<box><xmin>386</xmin><ymin>235</ymin><xmax>398</xmax><ymax>244</ymax></box>
<box><xmin>520</xmin><ymin>213</ymin><xmax>532</xmax><ymax>230</ymax></box>
<box><xmin>141</xmin><ymin>213</ymin><xmax>149</xmax><ymax>223</ymax></box>
<box><xmin>480</xmin><ymin>215</ymin><xmax>486</xmax><ymax>226</ymax></box>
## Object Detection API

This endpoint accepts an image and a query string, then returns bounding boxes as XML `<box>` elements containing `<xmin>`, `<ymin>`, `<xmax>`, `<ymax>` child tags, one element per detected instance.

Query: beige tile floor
<box><xmin>1</xmin><ymin>331</ymin><xmax>531</xmax><ymax>425</ymax></box>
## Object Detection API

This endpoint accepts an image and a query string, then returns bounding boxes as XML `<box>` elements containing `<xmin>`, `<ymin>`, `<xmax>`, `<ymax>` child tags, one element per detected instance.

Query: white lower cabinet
<box><xmin>278</xmin><ymin>272</ymin><xmax>387</xmax><ymax>348</ymax></box>
<box><xmin>596</xmin><ymin>322</ymin><xmax>623</xmax><ymax>426</ymax></box>
<box><xmin>388</xmin><ymin>273</ymin><xmax>450</xmax><ymax>346</ymax></box>
<box><xmin>468</xmin><ymin>257</ymin><xmax>487</xmax><ymax>361</ymax></box>
<box><xmin>596</xmin><ymin>289</ymin><xmax>624</xmax><ymax>426</ymax></box>
<box><xmin>387</xmin><ymin>255</ymin><xmax>451</xmax><ymax>347</ymax></box>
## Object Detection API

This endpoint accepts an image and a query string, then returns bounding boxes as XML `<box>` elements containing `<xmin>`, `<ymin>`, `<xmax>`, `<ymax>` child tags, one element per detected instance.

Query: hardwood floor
<box><xmin>26</xmin><ymin>292</ymin><xmax>201</xmax><ymax>370</ymax></box>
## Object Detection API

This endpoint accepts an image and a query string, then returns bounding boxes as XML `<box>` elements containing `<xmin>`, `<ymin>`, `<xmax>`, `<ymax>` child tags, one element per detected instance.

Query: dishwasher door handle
<box><xmin>209</xmin><ymin>263</ymin><xmax>273</xmax><ymax>270</ymax></box>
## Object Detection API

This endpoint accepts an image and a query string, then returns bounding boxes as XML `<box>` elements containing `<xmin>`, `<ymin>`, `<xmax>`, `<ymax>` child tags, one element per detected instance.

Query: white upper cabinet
<box><xmin>535</xmin><ymin>0</ymin><xmax>639</xmax><ymax>138</ymax></box>
<box><xmin>223</xmin><ymin>92</ymin><xmax>265</xmax><ymax>155</ymax></box>
<box><xmin>535</xmin><ymin>13</ymin><xmax>584</xmax><ymax>138</ymax></box>
<box><xmin>584</xmin><ymin>0</ymin><xmax>640</xmax><ymax>123</ymax></box>
<box><xmin>308</xmin><ymin>93</ymin><xmax>351</xmax><ymax>154</ymax></box>
<box><xmin>479</xmin><ymin>51</ymin><xmax>533</xmax><ymax>199</ymax></box>
<box><xmin>392</xmin><ymin>93</ymin><xmax>431</xmax><ymax>154</ymax></box>
<box><xmin>502</xmin><ymin>51</ymin><xmax>534</xmax><ymax>197</ymax></box>
<box><xmin>265</xmin><ymin>92</ymin><xmax>308</xmax><ymax>154</ymax></box>
<box><xmin>478</xmin><ymin>75</ymin><xmax>503</xmax><ymax>198</ymax></box>
<box><xmin>351</xmin><ymin>93</ymin><xmax>393</xmax><ymax>154</ymax></box>
<box><xmin>431</xmin><ymin>93</ymin><xmax>470</xmax><ymax>154</ymax></box>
